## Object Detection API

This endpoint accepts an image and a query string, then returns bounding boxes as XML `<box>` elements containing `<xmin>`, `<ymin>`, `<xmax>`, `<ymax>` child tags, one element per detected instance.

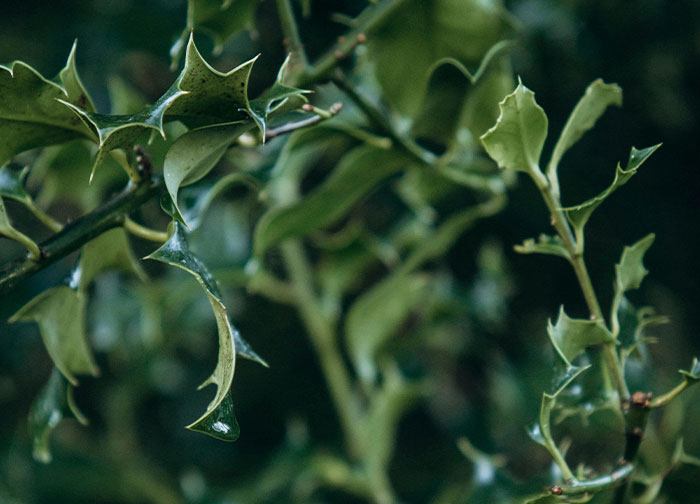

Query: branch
<box><xmin>0</xmin><ymin>177</ymin><xmax>163</xmax><ymax>294</ymax></box>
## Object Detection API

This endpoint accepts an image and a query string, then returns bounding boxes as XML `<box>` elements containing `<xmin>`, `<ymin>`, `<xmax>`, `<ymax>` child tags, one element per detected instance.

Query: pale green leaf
<box><xmin>28</xmin><ymin>368</ymin><xmax>88</xmax><ymax>463</ymax></box>
<box><xmin>480</xmin><ymin>81</ymin><xmax>548</xmax><ymax>181</ymax></box>
<box><xmin>548</xmin><ymin>307</ymin><xmax>614</xmax><ymax>365</ymax></box>
<box><xmin>71</xmin><ymin>228</ymin><xmax>147</xmax><ymax>291</ymax></box>
<box><xmin>615</xmin><ymin>233</ymin><xmax>655</xmax><ymax>294</ymax></box>
<box><xmin>145</xmin><ymin>223</ymin><xmax>265</xmax><ymax>439</ymax></box>
<box><xmin>253</xmin><ymin>145</ymin><xmax>409</xmax><ymax>256</ymax></box>
<box><xmin>514</xmin><ymin>234</ymin><xmax>569</xmax><ymax>260</ymax></box>
<box><xmin>0</xmin><ymin>48</ymin><xmax>95</xmax><ymax>165</ymax></box>
<box><xmin>10</xmin><ymin>286</ymin><xmax>99</xmax><ymax>385</ymax></box>
<box><xmin>345</xmin><ymin>273</ymin><xmax>431</xmax><ymax>383</ymax></box>
<box><xmin>55</xmin><ymin>40</ymin><xmax>96</xmax><ymax>113</ymax></box>
<box><xmin>548</xmin><ymin>80</ymin><xmax>622</xmax><ymax>173</ymax></box>
<box><xmin>366</xmin><ymin>0</ymin><xmax>512</xmax><ymax>119</ymax></box>
<box><xmin>564</xmin><ymin>145</ymin><xmax>661</xmax><ymax>232</ymax></box>
<box><xmin>170</xmin><ymin>0</ymin><xmax>259</xmax><ymax>69</ymax></box>
<box><xmin>164</xmin><ymin>122</ymin><xmax>250</xmax><ymax>225</ymax></box>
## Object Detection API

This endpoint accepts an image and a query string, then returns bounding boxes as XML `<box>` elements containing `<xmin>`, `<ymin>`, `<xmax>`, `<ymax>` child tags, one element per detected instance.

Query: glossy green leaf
<box><xmin>0</xmin><ymin>197</ymin><xmax>41</xmax><ymax>258</ymax></box>
<box><xmin>0</xmin><ymin>162</ymin><xmax>31</xmax><ymax>204</ymax></box>
<box><xmin>564</xmin><ymin>145</ymin><xmax>661</xmax><ymax>232</ymax></box>
<box><xmin>514</xmin><ymin>234</ymin><xmax>569</xmax><ymax>260</ymax></box>
<box><xmin>170</xmin><ymin>0</ymin><xmax>258</xmax><ymax>69</ymax></box>
<box><xmin>28</xmin><ymin>368</ymin><xmax>88</xmax><ymax>463</ymax></box>
<box><xmin>480</xmin><ymin>81</ymin><xmax>548</xmax><ymax>181</ymax></box>
<box><xmin>345</xmin><ymin>273</ymin><xmax>430</xmax><ymax>383</ymax></box>
<box><xmin>72</xmin><ymin>228</ymin><xmax>147</xmax><ymax>290</ymax></box>
<box><xmin>615</xmin><ymin>233</ymin><xmax>655</xmax><ymax>295</ymax></box>
<box><xmin>253</xmin><ymin>145</ymin><xmax>409</xmax><ymax>256</ymax></box>
<box><xmin>145</xmin><ymin>223</ymin><xmax>265</xmax><ymax>439</ymax></box>
<box><xmin>10</xmin><ymin>286</ymin><xmax>99</xmax><ymax>385</ymax></box>
<box><xmin>547</xmin><ymin>307</ymin><xmax>614</xmax><ymax>365</ymax></box>
<box><xmin>164</xmin><ymin>122</ymin><xmax>250</xmax><ymax>225</ymax></box>
<box><xmin>548</xmin><ymin>80</ymin><xmax>622</xmax><ymax>174</ymax></box>
<box><xmin>0</xmin><ymin>43</ymin><xmax>95</xmax><ymax>165</ymax></box>
<box><xmin>62</xmin><ymin>35</ymin><xmax>256</xmax><ymax>179</ymax></box>
<box><xmin>366</xmin><ymin>0</ymin><xmax>512</xmax><ymax>119</ymax></box>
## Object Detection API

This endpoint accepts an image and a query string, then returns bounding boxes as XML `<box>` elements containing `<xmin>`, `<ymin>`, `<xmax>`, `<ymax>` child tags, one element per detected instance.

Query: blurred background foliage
<box><xmin>0</xmin><ymin>0</ymin><xmax>699</xmax><ymax>502</ymax></box>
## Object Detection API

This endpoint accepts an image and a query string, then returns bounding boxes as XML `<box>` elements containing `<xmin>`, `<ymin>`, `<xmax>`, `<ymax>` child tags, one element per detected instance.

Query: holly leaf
<box><xmin>28</xmin><ymin>368</ymin><xmax>88</xmax><ymax>463</ymax></box>
<box><xmin>615</xmin><ymin>233</ymin><xmax>655</xmax><ymax>295</ymax></box>
<box><xmin>548</xmin><ymin>80</ymin><xmax>622</xmax><ymax>175</ymax></box>
<box><xmin>563</xmin><ymin>145</ymin><xmax>661</xmax><ymax>233</ymax></box>
<box><xmin>547</xmin><ymin>307</ymin><xmax>614</xmax><ymax>366</ymax></box>
<box><xmin>253</xmin><ymin>145</ymin><xmax>410</xmax><ymax>257</ymax></box>
<box><xmin>145</xmin><ymin>223</ymin><xmax>265</xmax><ymax>439</ymax></box>
<box><xmin>514</xmin><ymin>234</ymin><xmax>569</xmax><ymax>260</ymax></box>
<box><xmin>62</xmin><ymin>35</ymin><xmax>257</xmax><ymax>180</ymax></box>
<box><xmin>0</xmin><ymin>43</ymin><xmax>95</xmax><ymax>165</ymax></box>
<box><xmin>480</xmin><ymin>81</ymin><xmax>548</xmax><ymax>181</ymax></box>
<box><xmin>170</xmin><ymin>0</ymin><xmax>259</xmax><ymax>69</ymax></box>
<box><xmin>10</xmin><ymin>286</ymin><xmax>99</xmax><ymax>385</ymax></box>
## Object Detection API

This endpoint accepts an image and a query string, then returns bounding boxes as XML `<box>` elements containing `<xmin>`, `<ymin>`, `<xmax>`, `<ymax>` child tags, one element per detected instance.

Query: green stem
<box><xmin>650</xmin><ymin>379</ymin><xmax>695</xmax><ymax>408</ymax></box>
<box><xmin>280</xmin><ymin>240</ymin><xmax>363</xmax><ymax>457</ymax></box>
<box><xmin>26</xmin><ymin>199</ymin><xmax>63</xmax><ymax>232</ymax></box>
<box><xmin>555</xmin><ymin>463</ymin><xmax>633</xmax><ymax>495</ymax></box>
<box><xmin>0</xmin><ymin>178</ymin><xmax>163</xmax><ymax>294</ymax></box>
<box><xmin>2</xmin><ymin>225</ymin><xmax>41</xmax><ymax>261</ymax></box>
<box><xmin>276</xmin><ymin>0</ymin><xmax>309</xmax><ymax>69</ymax></box>
<box><xmin>124</xmin><ymin>217</ymin><xmax>168</xmax><ymax>243</ymax></box>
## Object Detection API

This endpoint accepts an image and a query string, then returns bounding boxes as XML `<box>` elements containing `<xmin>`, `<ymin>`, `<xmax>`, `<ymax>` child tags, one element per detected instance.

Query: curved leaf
<box><xmin>514</xmin><ymin>234</ymin><xmax>569</xmax><ymax>259</ymax></box>
<box><xmin>547</xmin><ymin>306</ymin><xmax>614</xmax><ymax>366</ymax></box>
<box><xmin>254</xmin><ymin>144</ymin><xmax>409</xmax><ymax>256</ymax></box>
<box><xmin>615</xmin><ymin>233</ymin><xmax>655</xmax><ymax>294</ymax></box>
<box><xmin>0</xmin><ymin>162</ymin><xmax>31</xmax><ymax>204</ymax></box>
<box><xmin>10</xmin><ymin>286</ymin><xmax>99</xmax><ymax>385</ymax></box>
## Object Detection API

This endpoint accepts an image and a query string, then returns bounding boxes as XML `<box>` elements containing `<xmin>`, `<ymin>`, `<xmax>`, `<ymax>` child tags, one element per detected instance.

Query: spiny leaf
<box><xmin>248</xmin><ymin>55</ymin><xmax>310</xmax><ymax>139</ymax></box>
<box><xmin>0</xmin><ymin>162</ymin><xmax>31</xmax><ymax>204</ymax></box>
<box><xmin>563</xmin><ymin>145</ymin><xmax>661</xmax><ymax>232</ymax></box>
<box><xmin>28</xmin><ymin>368</ymin><xmax>88</xmax><ymax>463</ymax></box>
<box><xmin>253</xmin><ymin>144</ymin><xmax>410</xmax><ymax>257</ymax></box>
<box><xmin>345</xmin><ymin>273</ymin><xmax>431</xmax><ymax>383</ymax></box>
<box><xmin>170</xmin><ymin>0</ymin><xmax>259</xmax><ymax>69</ymax></box>
<box><xmin>10</xmin><ymin>286</ymin><xmax>99</xmax><ymax>385</ymax></box>
<box><xmin>145</xmin><ymin>223</ymin><xmax>265</xmax><ymax>439</ymax></box>
<box><xmin>0</xmin><ymin>44</ymin><xmax>95</xmax><ymax>165</ymax></box>
<box><xmin>514</xmin><ymin>234</ymin><xmax>569</xmax><ymax>260</ymax></box>
<box><xmin>547</xmin><ymin>307</ymin><xmax>614</xmax><ymax>365</ymax></box>
<box><xmin>62</xmin><ymin>35</ymin><xmax>257</xmax><ymax>180</ymax></box>
<box><xmin>480</xmin><ymin>81</ymin><xmax>548</xmax><ymax>181</ymax></box>
<box><xmin>615</xmin><ymin>233</ymin><xmax>655</xmax><ymax>294</ymax></box>
<box><xmin>164</xmin><ymin>122</ymin><xmax>250</xmax><ymax>225</ymax></box>
<box><xmin>548</xmin><ymin>80</ymin><xmax>622</xmax><ymax>174</ymax></box>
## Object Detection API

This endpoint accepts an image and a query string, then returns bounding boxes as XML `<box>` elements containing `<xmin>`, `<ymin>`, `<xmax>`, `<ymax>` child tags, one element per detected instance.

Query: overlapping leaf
<box><xmin>28</xmin><ymin>368</ymin><xmax>88</xmax><ymax>463</ymax></box>
<box><xmin>0</xmin><ymin>41</ymin><xmax>95</xmax><ymax>165</ymax></box>
<box><xmin>547</xmin><ymin>307</ymin><xmax>614</xmax><ymax>366</ymax></box>
<box><xmin>145</xmin><ymin>223</ymin><xmax>265</xmax><ymax>440</ymax></box>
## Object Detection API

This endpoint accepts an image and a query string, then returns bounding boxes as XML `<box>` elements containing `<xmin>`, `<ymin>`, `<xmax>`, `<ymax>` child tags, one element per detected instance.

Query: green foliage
<box><xmin>0</xmin><ymin>1</ymin><xmax>697</xmax><ymax>503</ymax></box>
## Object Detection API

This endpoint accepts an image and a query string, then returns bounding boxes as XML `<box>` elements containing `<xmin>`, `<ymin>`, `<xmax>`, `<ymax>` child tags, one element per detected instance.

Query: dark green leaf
<box><xmin>28</xmin><ymin>368</ymin><xmax>87</xmax><ymax>463</ymax></box>
<box><xmin>564</xmin><ymin>145</ymin><xmax>660</xmax><ymax>232</ymax></box>
<box><xmin>547</xmin><ymin>307</ymin><xmax>614</xmax><ymax>365</ymax></box>
<box><xmin>548</xmin><ymin>80</ymin><xmax>622</xmax><ymax>173</ymax></box>
<box><xmin>253</xmin><ymin>145</ymin><xmax>409</xmax><ymax>256</ymax></box>
<box><xmin>480</xmin><ymin>81</ymin><xmax>548</xmax><ymax>181</ymax></box>
<box><xmin>514</xmin><ymin>234</ymin><xmax>569</xmax><ymax>259</ymax></box>
<box><xmin>187</xmin><ymin>392</ymin><xmax>240</xmax><ymax>441</ymax></box>
<box><xmin>10</xmin><ymin>286</ymin><xmax>99</xmax><ymax>385</ymax></box>
<box><xmin>0</xmin><ymin>44</ymin><xmax>95</xmax><ymax>165</ymax></box>
<box><xmin>0</xmin><ymin>162</ymin><xmax>31</xmax><ymax>204</ymax></box>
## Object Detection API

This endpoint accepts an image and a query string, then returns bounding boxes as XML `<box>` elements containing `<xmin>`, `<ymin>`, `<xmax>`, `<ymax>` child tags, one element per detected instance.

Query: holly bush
<box><xmin>1</xmin><ymin>1</ymin><xmax>699</xmax><ymax>503</ymax></box>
